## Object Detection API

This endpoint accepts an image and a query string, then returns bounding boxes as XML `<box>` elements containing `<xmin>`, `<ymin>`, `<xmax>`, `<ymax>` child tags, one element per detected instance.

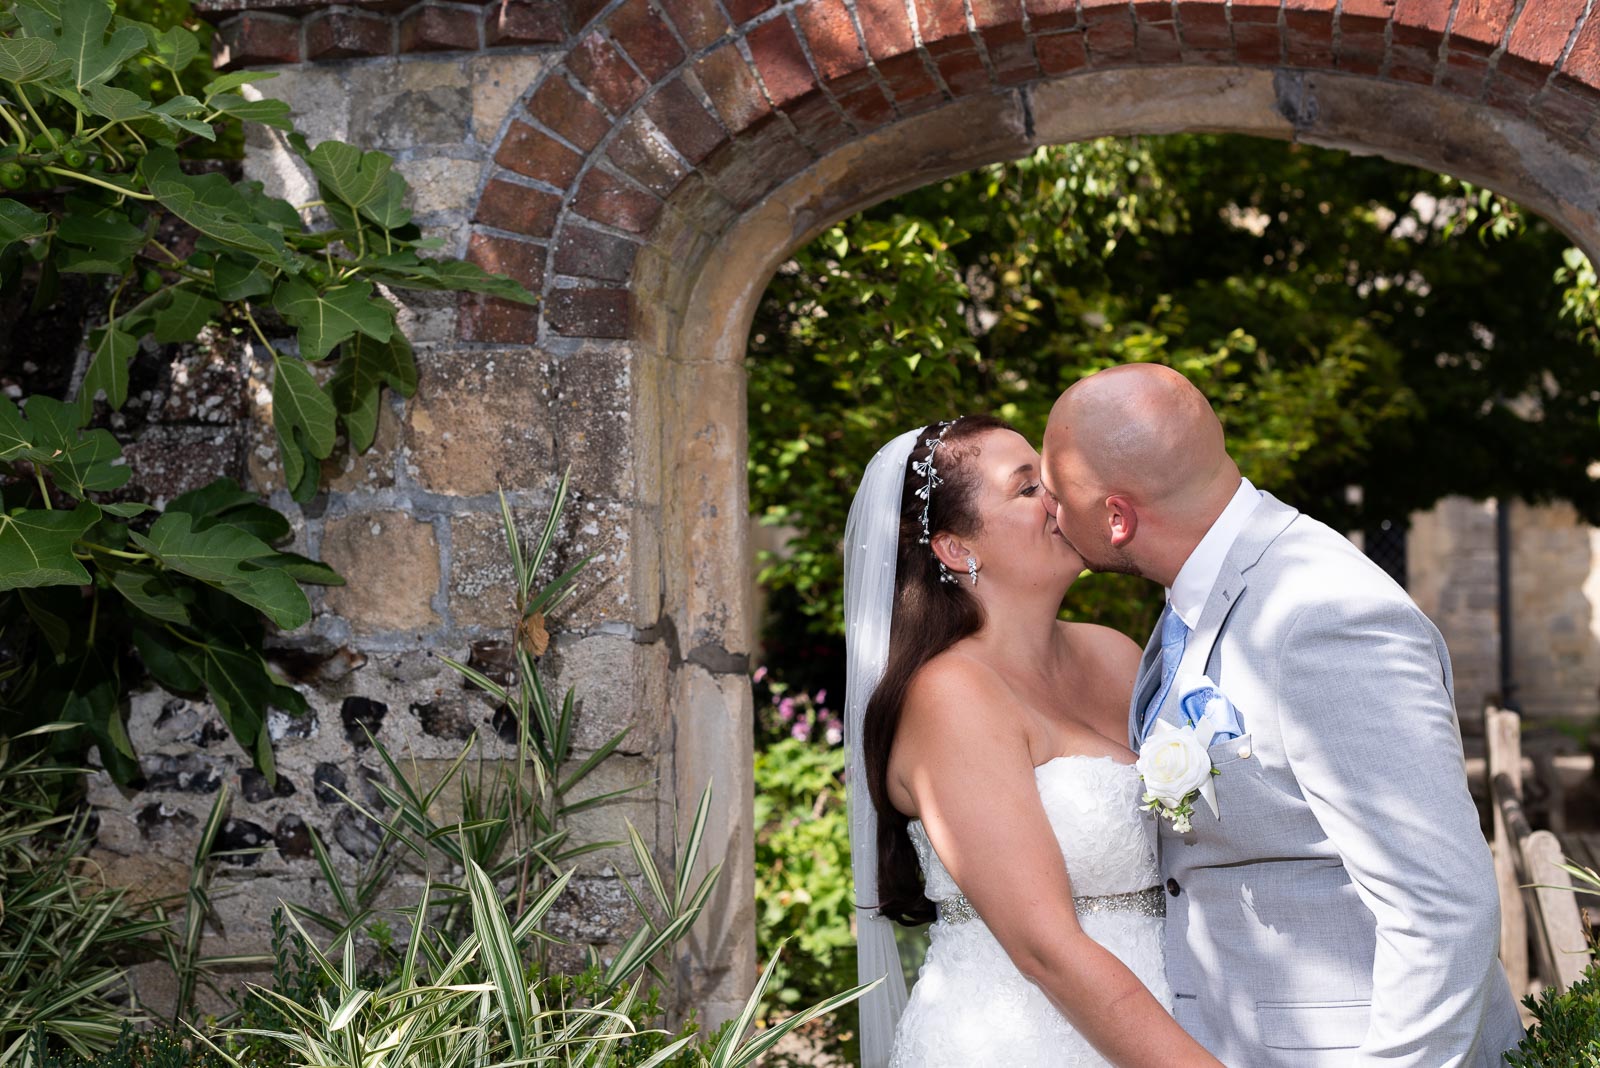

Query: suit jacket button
<box><xmin>1166</xmin><ymin>878</ymin><xmax>1181</xmax><ymax>897</ymax></box>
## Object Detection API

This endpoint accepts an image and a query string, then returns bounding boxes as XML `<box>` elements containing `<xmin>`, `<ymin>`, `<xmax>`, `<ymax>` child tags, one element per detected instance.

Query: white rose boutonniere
<box><xmin>1136</xmin><ymin>720</ymin><xmax>1218</xmax><ymax>833</ymax></box>
<box><xmin>1136</xmin><ymin>674</ymin><xmax>1245</xmax><ymax>833</ymax></box>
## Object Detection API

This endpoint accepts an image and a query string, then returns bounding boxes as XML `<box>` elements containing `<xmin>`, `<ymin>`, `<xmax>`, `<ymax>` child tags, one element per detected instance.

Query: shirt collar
<box><xmin>1167</xmin><ymin>477</ymin><xmax>1261</xmax><ymax>630</ymax></box>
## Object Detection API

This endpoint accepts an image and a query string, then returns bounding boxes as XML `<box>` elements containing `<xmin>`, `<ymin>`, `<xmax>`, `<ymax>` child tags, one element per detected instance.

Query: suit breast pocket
<box><xmin>1208</xmin><ymin>732</ymin><xmax>1255</xmax><ymax>767</ymax></box>
<box><xmin>1257</xmin><ymin>999</ymin><xmax>1370</xmax><ymax>1050</ymax></box>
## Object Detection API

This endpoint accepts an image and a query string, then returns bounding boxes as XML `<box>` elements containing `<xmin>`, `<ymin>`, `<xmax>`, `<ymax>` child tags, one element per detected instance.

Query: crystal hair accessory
<box><xmin>912</xmin><ymin>420</ymin><xmax>959</xmax><ymax>584</ymax></box>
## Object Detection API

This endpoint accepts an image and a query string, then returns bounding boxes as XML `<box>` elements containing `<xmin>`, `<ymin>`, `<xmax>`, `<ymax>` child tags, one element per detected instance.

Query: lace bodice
<box><xmin>907</xmin><ymin>755</ymin><xmax>1161</xmax><ymax>902</ymax></box>
<box><xmin>890</xmin><ymin>755</ymin><xmax>1171</xmax><ymax>1068</ymax></box>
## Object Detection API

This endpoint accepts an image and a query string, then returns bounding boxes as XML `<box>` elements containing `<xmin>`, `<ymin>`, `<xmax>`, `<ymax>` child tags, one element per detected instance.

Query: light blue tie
<box><xmin>1142</xmin><ymin>607</ymin><xmax>1190</xmax><ymax>740</ymax></box>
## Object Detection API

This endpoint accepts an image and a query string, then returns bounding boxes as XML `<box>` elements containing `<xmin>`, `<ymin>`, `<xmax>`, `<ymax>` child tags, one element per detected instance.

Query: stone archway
<box><xmin>199</xmin><ymin>0</ymin><xmax>1600</xmax><ymax>1020</ymax></box>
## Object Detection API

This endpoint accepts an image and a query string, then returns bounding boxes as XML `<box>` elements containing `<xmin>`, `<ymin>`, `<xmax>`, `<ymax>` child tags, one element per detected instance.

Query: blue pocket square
<box><xmin>1176</xmin><ymin>675</ymin><xmax>1245</xmax><ymax>744</ymax></box>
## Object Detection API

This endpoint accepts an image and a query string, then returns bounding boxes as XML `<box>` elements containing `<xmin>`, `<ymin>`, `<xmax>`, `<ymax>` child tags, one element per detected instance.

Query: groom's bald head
<box><xmin>1041</xmin><ymin>364</ymin><xmax>1240</xmax><ymax>582</ymax></box>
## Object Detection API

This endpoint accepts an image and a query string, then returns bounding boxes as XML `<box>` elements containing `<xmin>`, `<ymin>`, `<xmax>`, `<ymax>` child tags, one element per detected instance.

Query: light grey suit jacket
<box><xmin>1130</xmin><ymin>492</ymin><xmax>1524</xmax><ymax>1067</ymax></box>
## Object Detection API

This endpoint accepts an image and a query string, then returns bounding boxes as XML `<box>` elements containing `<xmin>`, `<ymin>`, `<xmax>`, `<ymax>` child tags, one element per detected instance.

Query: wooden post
<box><xmin>1522</xmin><ymin>830</ymin><xmax>1592</xmax><ymax>992</ymax></box>
<box><xmin>1488</xmin><ymin>707</ymin><xmax>1529</xmax><ymax>996</ymax></box>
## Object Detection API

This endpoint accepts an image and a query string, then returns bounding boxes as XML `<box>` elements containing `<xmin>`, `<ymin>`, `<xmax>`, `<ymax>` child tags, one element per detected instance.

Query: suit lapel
<box><xmin>1128</xmin><ymin>622</ymin><xmax>1164</xmax><ymax>750</ymax></box>
<box><xmin>1156</xmin><ymin>564</ymin><xmax>1246</xmax><ymax>731</ymax></box>
<box><xmin>1151</xmin><ymin>491</ymin><xmax>1302</xmax><ymax>733</ymax></box>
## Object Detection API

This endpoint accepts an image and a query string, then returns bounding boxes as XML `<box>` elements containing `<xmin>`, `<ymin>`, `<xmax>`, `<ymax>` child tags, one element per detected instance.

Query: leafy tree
<box><xmin>0</xmin><ymin>0</ymin><xmax>532</xmax><ymax>782</ymax></box>
<box><xmin>748</xmin><ymin>134</ymin><xmax>1600</xmax><ymax>678</ymax></box>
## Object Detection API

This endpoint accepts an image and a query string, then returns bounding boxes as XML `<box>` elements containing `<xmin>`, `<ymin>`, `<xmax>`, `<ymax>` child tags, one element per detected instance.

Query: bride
<box><xmin>843</xmin><ymin>416</ymin><xmax>1223</xmax><ymax>1068</ymax></box>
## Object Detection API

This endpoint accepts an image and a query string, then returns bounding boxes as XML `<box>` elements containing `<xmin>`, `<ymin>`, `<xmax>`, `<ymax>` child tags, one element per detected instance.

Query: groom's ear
<box><xmin>1106</xmin><ymin>494</ymin><xmax>1138</xmax><ymax>547</ymax></box>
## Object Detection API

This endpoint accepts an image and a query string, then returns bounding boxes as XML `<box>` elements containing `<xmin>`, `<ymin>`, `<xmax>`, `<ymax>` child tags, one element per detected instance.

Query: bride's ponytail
<box><xmin>862</xmin><ymin>414</ymin><xmax>1008</xmax><ymax>925</ymax></box>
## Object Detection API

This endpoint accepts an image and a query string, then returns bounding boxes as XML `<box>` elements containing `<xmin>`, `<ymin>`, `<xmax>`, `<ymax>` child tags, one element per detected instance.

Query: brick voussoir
<box><xmin>398</xmin><ymin>2</ymin><xmax>482</xmax><ymax>53</ymax></box>
<box><xmin>609</xmin><ymin>0</ymin><xmax>688</xmax><ymax>82</ymax></box>
<box><xmin>496</xmin><ymin>121</ymin><xmax>585</xmax><ymax>187</ymax></box>
<box><xmin>466</xmin><ymin>232</ymin><xmax>548</xmax><ymax>291</ymax></box>
<box><xmin>553</xmin><ymin>224</ymin><xmax>640</xmax><ymax>284</ymax></box>
<box><xmin>458</xmin><ymin>293</ymin><xmax>542</xmax><ymax>343</ymax></box>
<box><xmin>644</xmin><ymin>78</ymin><xmax>731</xmax><ymax>164</ymax></box>
<box><xmin>528</xmin><ymin>75</ymin><xmax>614</xmax><ymax>153</ymax></box>
<box><xmin>473</xmin><ymin>176</ymin><xmax>562</xmax><ymax>237</ymax></box>
<box><xmin>747</xmin><ymin>14</ymin><xmax>822</xmax><ymax>109</ymax></box>
<box><xmin>574</xmin><ymin>166</ymin><xmax>666</xmax><ymax>235</ymax></box>
<box><xmin>212</xmin><ymin>12</ymin><xmax>302</xmax><ymax>67</ymax></box>
<box><xmin>304</xmin><ymin>10</ymin><xmax>392</xmax><ymax>59</ymax></box>
<box><xmin>484</xmin><ymin>0</ymin><xmax>565</xmax><ymax>45</ymax></box>
<box><xmin>545</xmin><ymin>286</ymin><xmax>633</xmax><ymax>338</ymax></box>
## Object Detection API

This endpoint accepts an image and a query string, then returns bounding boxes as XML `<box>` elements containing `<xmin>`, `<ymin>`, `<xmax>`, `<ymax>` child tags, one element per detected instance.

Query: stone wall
<box><xmin>1408</xmin><ymin>497</ymin><xmax>1600</xmax><ymax>723</ymax></box>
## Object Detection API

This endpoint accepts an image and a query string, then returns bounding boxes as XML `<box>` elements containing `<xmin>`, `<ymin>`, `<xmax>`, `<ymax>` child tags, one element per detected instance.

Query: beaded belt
<box><xmin>936</xmin><ymin>885</ymin><xmax>1166</xmax><ymax>926</ymax></box>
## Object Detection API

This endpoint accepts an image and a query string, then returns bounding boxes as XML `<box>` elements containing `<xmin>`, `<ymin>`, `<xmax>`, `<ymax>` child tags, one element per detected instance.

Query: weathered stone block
<box><xmin>395</xmin><ymin>156</ymin><xmax>481</xmax><ymax>217</ymax></box>
<box><xmin>402</xmin><ymin>346</ymin><xmax>555</xmax><ymax>496</ymax></box>
<box><xmin>320</xmin><ymin>512</ymin><xmax>442</xmax><ymax>634</ymax></box>
<box><xmin>558</xmin><ymin>754</ymin><xmax>659</xmax><ymax>873</ymax></box>
<box><xmin>121</xmin><ymin>425</ymin><xmax>246</xmax><ymax>507</ymax></box>
<box><xmin>550</xmin><ymin>634</ymin><xmax>671</xmax><ymax>753</ymax></box>
<box><xmin>469</xmin><ymin>54</ymin><xmax>557</xmax><ymax>144</ymax></box>
<box><xmin>447</xmin><ymin>510</ymin><xmax>526</xmax><ymax>629</ymax></box>
<box><xmin>351</xmin><ymin>62</ymin><xmax>474</xmax><ymax>149</ymax></box>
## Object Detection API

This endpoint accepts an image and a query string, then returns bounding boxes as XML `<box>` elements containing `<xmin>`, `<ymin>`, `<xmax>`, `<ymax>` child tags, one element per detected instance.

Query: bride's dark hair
<box><xmin>862</xmin><ymin>413</ymin><xmax>1012</xmax><ymax>925</ymax></box>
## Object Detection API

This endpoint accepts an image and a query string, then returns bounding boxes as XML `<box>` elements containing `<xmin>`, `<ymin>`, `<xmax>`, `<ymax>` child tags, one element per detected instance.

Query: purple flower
<box><xmin>753</xmin><ymin>666</ymin><xmax>768</xmax><ymax>683</ymax></box>
<box><xmin>778</xmin><ymin>697</ymin><xmax>796</xmax><ymax>722</ymax></box>
<box><xmin>825</xmin><ymin>725</ymin><xmax>843</xmax><ymax>746</ymax></box>
<box><xmin>815</xmin><ymin>689</ymin><xmax>827</xmax><ymax>705</ymax></box>
<box><xmin>791</xmin><ymin>722</ymin><xmax>809</xmax><ymax>741</ymax></box>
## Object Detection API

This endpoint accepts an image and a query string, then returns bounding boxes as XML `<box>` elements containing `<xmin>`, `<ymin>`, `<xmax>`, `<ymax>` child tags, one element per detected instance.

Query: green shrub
<box><xmin>1508</xmin><ymin>963</ymin><xmax>1600</xmax><ymax>1068</ymax></box>
<box><xmin>0</xmin><ymin>729</ymin><xmax>165</xmax><ymax>1062</ymax></box>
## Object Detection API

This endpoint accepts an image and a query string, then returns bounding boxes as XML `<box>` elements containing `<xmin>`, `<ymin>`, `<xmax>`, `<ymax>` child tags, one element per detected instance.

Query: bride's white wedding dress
<box><xmin>890</xmin><ymin>755</ymin><xmax>1171</xmax><ymax>1067</ymax></box>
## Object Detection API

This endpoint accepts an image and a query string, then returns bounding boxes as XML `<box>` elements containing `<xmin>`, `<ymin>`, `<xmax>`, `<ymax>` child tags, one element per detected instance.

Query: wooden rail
<box><xmin>1486</xmin><ymin>707</ymin><xmax>1592</xmax><ymax>994</ymax></box>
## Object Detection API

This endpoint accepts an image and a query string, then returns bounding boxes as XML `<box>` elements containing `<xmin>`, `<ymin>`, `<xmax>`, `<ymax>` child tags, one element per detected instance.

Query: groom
<box><xmin>1040</xmin><ymin>364</ymin><xmax>1524</xmax><ymax>1067</ymax></box>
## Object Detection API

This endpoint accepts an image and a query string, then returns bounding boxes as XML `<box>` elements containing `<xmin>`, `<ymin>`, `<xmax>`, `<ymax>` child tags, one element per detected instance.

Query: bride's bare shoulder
<box><xmin>900</xmin><ymin>648</ymin><xmax>1016</xmax><ymax>737</ymax></box>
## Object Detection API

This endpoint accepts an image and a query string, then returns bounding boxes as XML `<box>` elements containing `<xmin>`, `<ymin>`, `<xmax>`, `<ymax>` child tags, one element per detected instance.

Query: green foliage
<box><xmin>753</xmin><ymin>738</ymin><xmax>853</xmax><ymax>1015</ymax></box>
<box><xmin>748</xmin><ymin>135</ymin><xmax>1600</xmax><ymax>650</ymax></box>
<box><xmin>0</xmin><ymin>0</ymin><xmax>534</xmax><ymax>782</ymax></box>
<box><xmin>0</xmin><ymin>727</ymin><xmax>167</xmax><ymax>1062</ymax></box>
<box><xmin>0</xmin><ymin>427</ymin><xmax>326</xmax><ymax>782</ymax></box>
<box><xmin>16</xmin><ymin>1024</ymin><xmax>225</xmax><ymax>1068</ymax></box>
<box><xmin>1508</xmin><ymin>963</ymin><xmax>1600</xmax><ymax>1068</ymax></box>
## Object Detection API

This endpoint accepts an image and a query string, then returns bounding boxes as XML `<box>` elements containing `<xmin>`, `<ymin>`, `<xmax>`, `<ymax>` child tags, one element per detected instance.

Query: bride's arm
<box><xmin>895</xmin><ymin>658</ymin><xmax>1223</xmax><ymax>1068</ymax></box>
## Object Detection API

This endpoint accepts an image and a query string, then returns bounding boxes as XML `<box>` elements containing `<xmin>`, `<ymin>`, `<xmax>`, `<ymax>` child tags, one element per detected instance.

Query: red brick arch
<box><xmin>416</xmin><ymin>0</ymin><xmax>1600</xmax><ymax>347</ymax></box>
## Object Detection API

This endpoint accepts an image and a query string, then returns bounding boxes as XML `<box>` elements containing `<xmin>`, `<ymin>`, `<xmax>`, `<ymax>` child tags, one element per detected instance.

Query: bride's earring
<box><xmin>966</xmin><ymin>556</ymin><xmax>979</xmax><ymax>586</ymax></box>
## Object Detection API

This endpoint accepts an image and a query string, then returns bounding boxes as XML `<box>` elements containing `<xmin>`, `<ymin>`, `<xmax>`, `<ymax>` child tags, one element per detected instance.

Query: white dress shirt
<box><xmin>1167</xmin><ymin>477</ymin><xmax>1263</xmax><ymax>630</ymax></box>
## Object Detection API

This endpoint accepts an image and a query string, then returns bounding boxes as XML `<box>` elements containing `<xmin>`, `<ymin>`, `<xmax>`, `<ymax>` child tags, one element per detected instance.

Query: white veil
<box><xmin>844</xmin><ymin>427</ymin><xmax>921</xmax><ymax>1067</ymax></box>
